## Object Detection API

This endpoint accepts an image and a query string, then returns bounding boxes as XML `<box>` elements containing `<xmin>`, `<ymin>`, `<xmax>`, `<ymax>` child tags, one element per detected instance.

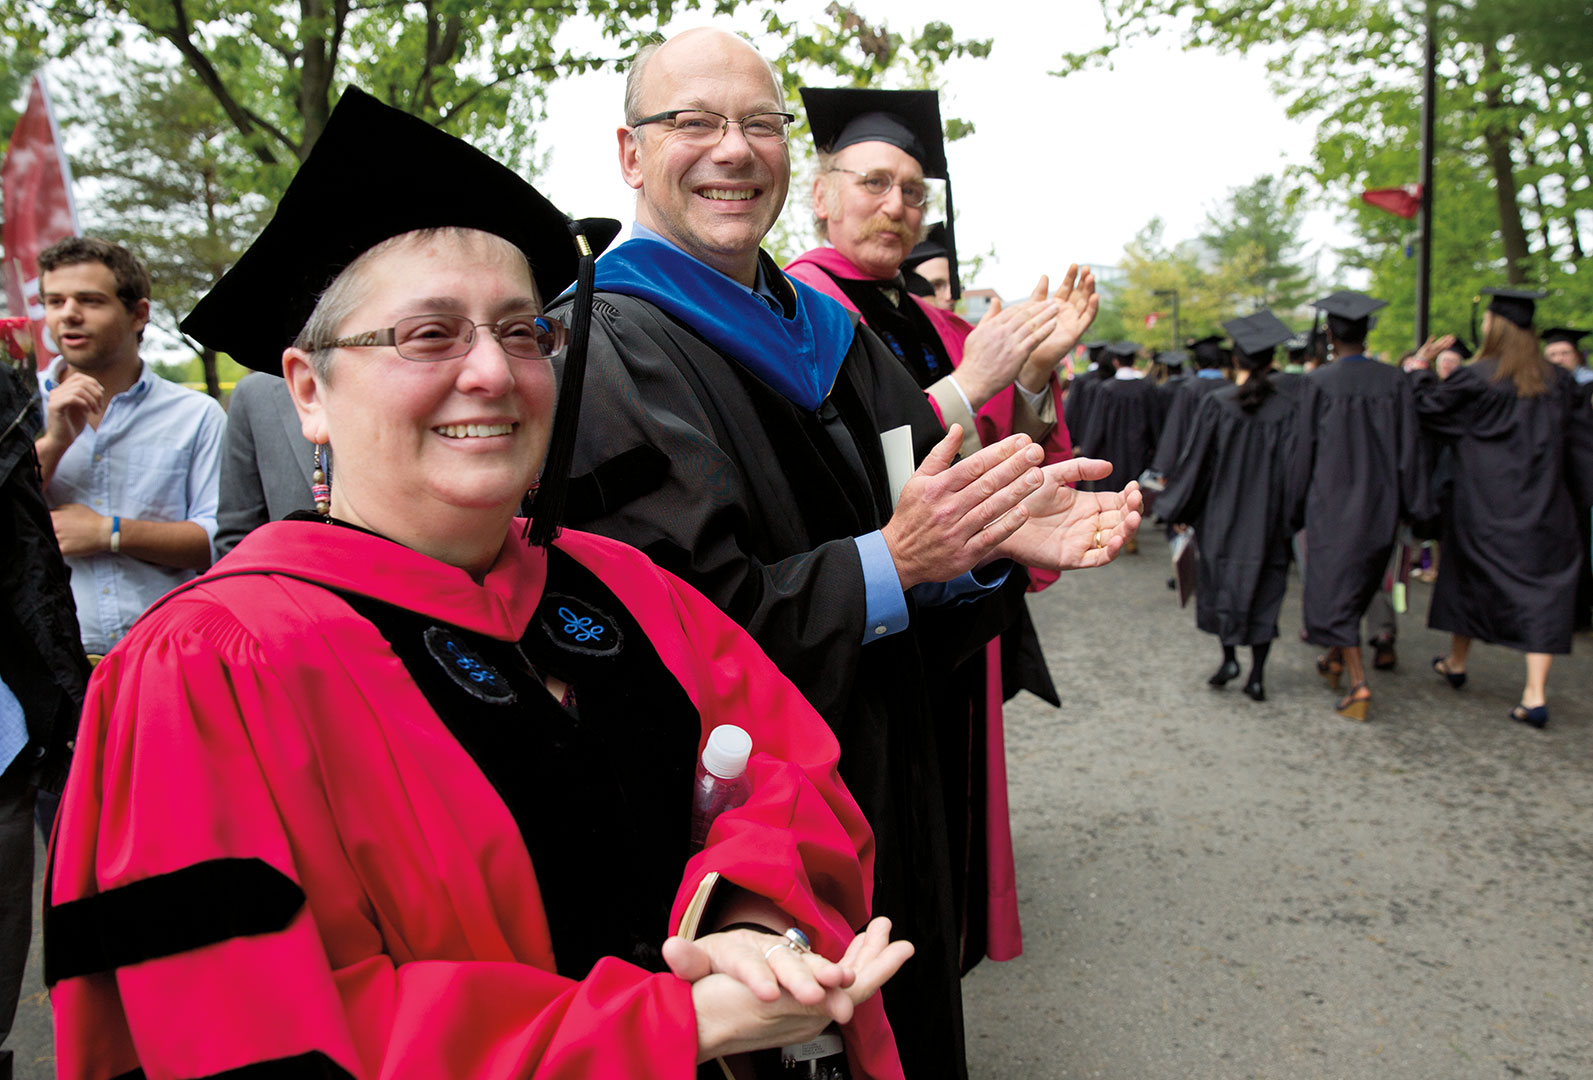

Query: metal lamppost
<box><xmin>1154</xmin><ymin>288</ymin><xmax>1181</xmax><ymax>353</ymax></box>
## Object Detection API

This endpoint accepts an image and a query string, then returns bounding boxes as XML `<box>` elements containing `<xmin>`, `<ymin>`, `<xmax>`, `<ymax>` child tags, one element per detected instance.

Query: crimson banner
<box><xmin>2</xmin><ymin>71</ymin><xmax>80</xmax><ymax>368</ymax></box>
<box><xmin>1361</xmin><ymin>184</ymin><xmax>1422</xmax><ymax>221</ymax></box>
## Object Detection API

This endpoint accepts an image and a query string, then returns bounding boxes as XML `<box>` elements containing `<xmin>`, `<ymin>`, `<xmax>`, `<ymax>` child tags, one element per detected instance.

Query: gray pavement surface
<box><xmin>6</xmin><ymin>530</ymin><xmax>1590</xmax><ymax>1079</ymax></box>
<box><xmin>965</xmin><ymin>529</ymin><xmax>1591</xmax><ymax>1080</ymax></box>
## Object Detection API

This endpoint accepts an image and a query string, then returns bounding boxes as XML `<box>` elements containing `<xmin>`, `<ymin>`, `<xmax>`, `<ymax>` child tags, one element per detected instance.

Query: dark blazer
<box><xmin>215</xmin><ymin>373</ymin><xmax>324</xmax><ymax>556</ymax></box>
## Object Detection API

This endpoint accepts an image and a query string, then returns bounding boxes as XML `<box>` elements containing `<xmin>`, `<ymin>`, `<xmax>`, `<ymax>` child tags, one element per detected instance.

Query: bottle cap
<box><xmin>701</xmin><ymin>725</ymin><xmax>752</xmax><ymax>780</ymax></box>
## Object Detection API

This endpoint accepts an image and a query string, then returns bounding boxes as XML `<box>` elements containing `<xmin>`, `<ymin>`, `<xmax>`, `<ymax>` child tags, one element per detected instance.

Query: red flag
<box><xmin>2</xmin><ymin>71</ymin><xmax>80</xmax><ymax>369</ymax></box>
<box><xmin>1361</xmin><ymin>184</ymin><xmax>1422</xmax><ymax>220</ymax></box>
<box><xmin>1144</xmin><ymin>311</ymin><xmax>1162</xmax><ymax>328</ymax></box>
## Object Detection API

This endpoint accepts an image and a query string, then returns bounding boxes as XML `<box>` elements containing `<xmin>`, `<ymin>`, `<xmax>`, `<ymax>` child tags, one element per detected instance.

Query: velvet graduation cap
<box><xmin>1188</xmin><ymin>334</ymin><xmax>1227</xmax><ymax>368</ymax></box>
<box><xmin>801</xmin><ymin>86</ymin><xmax>961</xmax><ymax>299</ymax></box>
<box><xmin>1312</xmin><ymin>290</ymin><xmax>1387</xmax><ymax>343</ymax></box>
<box><xmin>1223</xmin><ymin>310</ymin><xmax>1295</xmax><ymax>360</ymax></box>
<box><xmin>1482</xmin><ymin>287</ymin><xmax>1548</xmax><ymax>329</ymax></box>
<box><xmin>180</xmin><ymin>86</ymin><xmax>620</xmax><ymax>547</ymax></box>
<box><xmin>902</xmin><ymin>221</ymin><xmax>959</xmax><ymax>298</ymax></box>
<box><xmin>1542</xmin><ymin>327</ymin><xmax>1589</xmax><ymax>350</ymax></box>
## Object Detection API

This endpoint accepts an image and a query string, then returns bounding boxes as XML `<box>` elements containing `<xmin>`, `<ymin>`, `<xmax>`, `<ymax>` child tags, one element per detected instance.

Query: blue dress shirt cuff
<box><xmin>855</xmin><ymin>530</ymin><xmax>909</xmax><ymax>643</ymax></box>
<box><xmin>912</xmin><ymin>561</ymin><xmax>1013</xmax><ymax>607</ymax></box>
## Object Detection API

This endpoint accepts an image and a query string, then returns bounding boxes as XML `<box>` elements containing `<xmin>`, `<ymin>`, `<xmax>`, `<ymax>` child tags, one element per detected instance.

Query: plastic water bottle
<box><xmin>689</xmin><ymin>724</ymin><xmax>752</xmax><ymax>851</ymax></box>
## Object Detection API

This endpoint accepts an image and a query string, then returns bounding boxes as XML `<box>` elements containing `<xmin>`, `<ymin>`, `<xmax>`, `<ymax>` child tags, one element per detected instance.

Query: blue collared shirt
<box><xmin>619</xmin><ymin>222</ymin><xmax>1008</xmax><ymax>642</ymax></box>
<box><xmin>41</xmin><ymin>360</ymin><xmax>226</xmax><ymax>653</ymax></box>
<box><xmin>1196</xmin><ymin>369</ymin><xmax>1225</xmax><ymax>379</ymax></box>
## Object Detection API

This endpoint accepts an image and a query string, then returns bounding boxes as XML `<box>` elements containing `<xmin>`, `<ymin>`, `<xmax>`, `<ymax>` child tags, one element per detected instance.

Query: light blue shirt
<box><xmin>0</xmin><ymin>675</ymin><xmax>25</xmax><ymax>777</ymax></box>
<box><xmin>1196</xmin><ymin>369</ymin><xmax>1225</xmax><ymax>379</ymax></box>
<box><xmin>619</xmin><ymin>222</ymin><xmax>1008</xmax><ymax>643</ymax></box>
<box><xmin>41</xmin><ymin>360</ymin><xmax>226</xmax><ymax>654</ymax></box>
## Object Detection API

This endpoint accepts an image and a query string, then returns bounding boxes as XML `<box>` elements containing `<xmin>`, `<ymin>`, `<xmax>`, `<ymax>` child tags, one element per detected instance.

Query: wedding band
<box><xmin>764</xmin><ymin>941</ymin><xmax>795</xmax><ymax>960</ymax></box>
<box><xmin>1093</xmin><ymin>529</ymin><xmax>1104</xmax><ymax>549</ymax></box>
<box><xmin>783</xmin><ymin>927</ymin><xmax>813</xmax><ymax>954</ymax></box>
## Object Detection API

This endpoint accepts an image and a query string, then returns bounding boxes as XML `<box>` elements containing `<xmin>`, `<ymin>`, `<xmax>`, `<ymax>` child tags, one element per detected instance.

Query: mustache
<box><xmin>856</xmin><ymin>216</ymin><xmax>918</xmax><ymax>245</ymax></box>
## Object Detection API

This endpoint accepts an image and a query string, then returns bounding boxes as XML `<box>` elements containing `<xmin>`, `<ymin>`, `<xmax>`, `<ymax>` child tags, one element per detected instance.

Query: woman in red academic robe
<box><xmin>46</xmin><ymin>89</ymin><xmax>910</xmax><ymax>1080</ymax></box>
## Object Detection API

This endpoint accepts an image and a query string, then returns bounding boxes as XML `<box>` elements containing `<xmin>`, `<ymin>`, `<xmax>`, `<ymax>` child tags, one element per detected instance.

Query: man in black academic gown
<box><xmin>1149</xmin><ymin>334</ymin><xmax>1230</xmax><ymax>482</ymax></box>
<box><xmin>902</xmin><ymin>221</ymin><xmax>956</xmax><ymax>310</ymax></box>
<box><xmin>549</xmin><ymin>28</ymin><xmax>1141</xmax><ymax>1080</ymax></box>
<box><xmin>1154</xmin><ymin>349</ymin><xmax>1190</xmax><ymax>412</ymax></box>
<box><xmin>1289</xmin><ymin>290</ymin><xmax>1431</xmax><ymax>720</ymax></box>
<box><xmin>1078</xmin><ymin>342</ymin><xmax>1164</xmax><ymax>493</ymax></box>
<box><xmin>1065</xmin><ymin>339</ymin><xmax>1111</xmax><ymax>447</ymax></box>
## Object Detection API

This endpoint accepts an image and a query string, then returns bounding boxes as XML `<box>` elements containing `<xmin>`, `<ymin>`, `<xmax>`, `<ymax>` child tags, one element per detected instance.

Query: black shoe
<box><xmin>1371</xmin><ymin>636</ymin><xmax>1397</xmax><ymax>671</ymax></box>
<box><xmin>1208</xmin><ymin>659</ymin><xmax>1241</xmax><ymax>687</ymax></box>
<box><xmin>1510</xmin><ymin>703</ymin><xmax>1548</xmax><ymax>729</ymax></box>
<box><xmin>1243</xmin><ymin>679</ymin><xmax>1265</xmax><ymax>702</ymax></box>
<box><xmin>1432</xmin><ymin>655</ymin><xmax>1466</xmax><ymax>689</ymax></box>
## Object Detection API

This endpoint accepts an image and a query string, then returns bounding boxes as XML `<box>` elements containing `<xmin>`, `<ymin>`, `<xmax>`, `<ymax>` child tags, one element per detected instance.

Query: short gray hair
<box><xmin>622</xmin><ymin>33</ymin><xmax>784</xmax><ymax>130</ymax></box>
<box><xmin>292</xmin><ymin>227</ymin><xmax>529</xmax><ymax>380</ymax></box>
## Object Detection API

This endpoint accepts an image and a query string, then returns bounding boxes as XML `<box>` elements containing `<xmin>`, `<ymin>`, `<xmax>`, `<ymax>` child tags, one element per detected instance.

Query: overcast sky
<box><xmin>534</xmin><ymin>0</ymin><xmax>1356</xmax><ymax>301</ymax></box>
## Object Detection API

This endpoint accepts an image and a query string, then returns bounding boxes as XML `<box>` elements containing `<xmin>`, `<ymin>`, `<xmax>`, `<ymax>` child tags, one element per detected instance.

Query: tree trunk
<box><xmin>298</xmin><ymin>0</ymin><xmax>335</xmax><ymax>158</ymax></box>
<box><xmin>202</xmin><ymin>346</ymin><xmax>221</xmax><ymax>400</ymax></box>
<box><xmin>1481</xmin><ymin>42</ymin><xmax>1531</xmax><ymax>283</ymax></box>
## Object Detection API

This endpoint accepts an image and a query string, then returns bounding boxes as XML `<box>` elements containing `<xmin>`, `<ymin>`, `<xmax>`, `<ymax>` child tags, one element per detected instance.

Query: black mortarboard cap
<box><xmin>1312</xmin><ymin>289</ymin><xmax>1387</xmax><ymax>341</ymax></box>
<box><xmin>901</xmin><ymin>221</ymin><xmax>960</xmax><ymax>299</ymax></box>
<box><xmin>1106</xmin><ymin>341</ymin><xmax>1140</xmax><ymax>359</ymax></box>
<box><xmin>1286</xmin><ymin>335</ymin><xmax>1310</xmax><ymax>358</ymax></box>
<box><xmin>802</xmin><ymin>86</ymin><xmax>959</xmax><ymax>299</ymax></box>
<box><xmin>1441</xmin><ymin>336</ymin><xmax>1473</xmax><ymax>360</ymax></box>
<box><xmin>1222</xmin><ymin>310</ymin><xmax>1294</xmax><ymax>359</ymax></box>
<box><xmin>181</xmin><ymin>87</ymin><xmax>620</xmax><ymax>374</ymax></box>
<box><xmin>1481</xmin><ymin>286</ymin><xmax>1547</xmax><ymax>329</ymax></box>
<box><xmin>1160</xmin><ymin>349</ymin><xmax>1189</xmax><ymax>369</ymax></box>
<box><xmin>1541</xmin><ymin>326</ymin><xmax>1588</xmax><ymax>349</ymax></box>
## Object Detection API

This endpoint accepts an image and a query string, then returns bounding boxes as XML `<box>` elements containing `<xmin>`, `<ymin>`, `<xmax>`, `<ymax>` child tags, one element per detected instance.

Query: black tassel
<box><xmin>527</xmin><ymin>220</ymin><xmax>597</xmax><ymax>548</ymax></box>
<box><xmin>1469</xmin><ymin>294</ymin><xmax>1480</xmax><ymax>347</ymax></box>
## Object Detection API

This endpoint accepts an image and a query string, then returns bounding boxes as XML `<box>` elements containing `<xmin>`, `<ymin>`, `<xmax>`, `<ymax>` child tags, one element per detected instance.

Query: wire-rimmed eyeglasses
<box><xmin>315</xmin><ymin>313</ymin><xmax>568</xmax><ymax>362</ymax></box>
<box><xmin>826</xmin><ymin>168</ymin><xmax>931</xmax><ymax>209</ymax></box>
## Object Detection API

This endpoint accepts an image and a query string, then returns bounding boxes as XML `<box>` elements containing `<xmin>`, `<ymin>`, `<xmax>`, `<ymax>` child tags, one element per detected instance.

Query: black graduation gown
<box><xmin>1064</xmin><ymin>366</ymin><xmax>1106</xmax><ymax>447</ymax></box>
<box><xmin>549</xmin><ymin>274</ymin><xmax>1027</xmax><ymax>1080</ymax></box>
<box><xmin>1078</xmin><ymin>374</ymin><xmax>1165</xmax><ymax>490</ymax></box>
<box><xmin>1289</xmin><ymin>356</ymin><xmax>1431</xmax><ymax>647</ymax></box>
<box><xmin>1150</xmin><ymin>373</ymin><xmax>1230</xmax><ymax>477</ymax></box>
<box><xmin>1159</xmin><ymin>385</ymin><xmax>1298</xmax><ymax>645</ymax></box>
<box><xmin>1155</xmin><ymin>372</ymin><xmax>1188</xmax><ymax>419</ymax></box>
<box><xmin>1411</xmin><ymin>360</ymin><xmax>1593</xmax><ymax>653</ymax></box>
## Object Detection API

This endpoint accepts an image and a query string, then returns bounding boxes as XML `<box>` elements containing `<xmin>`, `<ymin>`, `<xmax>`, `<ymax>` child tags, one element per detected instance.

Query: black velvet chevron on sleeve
<box><xmin>110</xmin><ymin>1051</ymin><xmax>356</xmax><ymax>1080</ymax></box>
<box><xmin>45</xmin><ymin>857</ymin><xmax>305</xmax><ymax>986</ymax></box>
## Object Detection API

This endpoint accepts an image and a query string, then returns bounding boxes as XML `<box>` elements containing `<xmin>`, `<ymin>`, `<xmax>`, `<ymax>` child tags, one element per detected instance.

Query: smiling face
<box><xmin>284</xmin><ymin>229</ymin><xmax>554</xmax><ymax>545</ymax></box>
<box><xmin>1545</xmin><ymin>340</ymin><xmax>1583</xmax><ymax>372</ymax></box>
<box><xmin>619</xmin><ymin>29</ymin><xmax>789</xmax><ymax>285</ymax></box>
<box><xmin>814</xmin><ymin>140</ymin><xmax>925</xmax><ymax>280</ymax></box>
<box><xmin>40</xmin><ymin>261</ymin><xmax>148</xmax><ymax>379</ymax></box>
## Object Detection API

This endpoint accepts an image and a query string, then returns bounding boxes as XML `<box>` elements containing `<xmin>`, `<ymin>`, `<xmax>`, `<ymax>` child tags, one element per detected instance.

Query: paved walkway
<box><xmin>965</xmin><ymin>529</ymin><xmax>1591</xmax><ymax>1080</ymax></box>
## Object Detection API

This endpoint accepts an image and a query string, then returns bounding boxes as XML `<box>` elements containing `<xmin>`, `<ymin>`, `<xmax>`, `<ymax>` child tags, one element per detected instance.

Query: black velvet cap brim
<box><xmin>1540</xmin><ymin>327</ymin><xmax>1588</xmax><ymax>348</ymax></box>
<box><xmin>180</xmin><ymin>87</ymin><xmax>619</xmax><ymax>374</ymax></box>
<box><xmin>1312</xmin><ymin>289</ymin><xmax>1388</xmax><ymax>323</ymax></box>
<box><xmin>1482</xmin><ymin>287</ymin><xmax>1548</xmax><ymax>329</ymax></box>
<box><xmin>901</xmin><ymin>220</ymin><xmax>958</xmax><ymax>296</ymax></box>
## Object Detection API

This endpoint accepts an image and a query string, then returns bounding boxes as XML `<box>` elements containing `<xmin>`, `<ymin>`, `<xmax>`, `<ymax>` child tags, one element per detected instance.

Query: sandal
<box><xmin>1509</xmin><ymin>703</ymin><xmax>1548</xmax><ymax>729</ymax></box>
<box><xmin>1316</xmin><ymin>653</ymin><xmax>1343</xmax><ymax>691</ymax></box>
<box><xmin>1336</xmin><ymin>681</ymin><xmax>1371</xmax><ymax>722</ymax></box>
<box><xmin>1431</xmin><ymin>656</ymin><xmax>1466</xmax><ymax>689</ymax></box>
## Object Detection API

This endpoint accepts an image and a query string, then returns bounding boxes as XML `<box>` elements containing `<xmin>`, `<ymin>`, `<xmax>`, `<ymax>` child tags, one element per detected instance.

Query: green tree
<box><xmin>1200</xmin><ymin>175</ymin><xmax>1315</xmax><ymax>316</ymax></box>
<box><xmin>1056</xmin><ymin>0</ymin><xmax>1593</xmax><ymax>344</ymax></box>
<box><xmin>63</xmin><ymin>62</ymin><xmax>270</xmax><ymax>396</ymax></box>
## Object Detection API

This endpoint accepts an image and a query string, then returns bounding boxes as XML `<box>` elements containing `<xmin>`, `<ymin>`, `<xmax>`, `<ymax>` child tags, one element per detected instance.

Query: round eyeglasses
<box><xmin>826</xmin><ymin>168</ymin><xmax>930</xmax><ymax>209</ymax></box>
<box><xmin>315</xmin><ymin>313</ymin><xmax>568</xmax><ymax>363</ymax></box>
<box><xmin>630</xmin><ymin>109</ymin><xmax>797</xmax><ymax>145</ymax></box>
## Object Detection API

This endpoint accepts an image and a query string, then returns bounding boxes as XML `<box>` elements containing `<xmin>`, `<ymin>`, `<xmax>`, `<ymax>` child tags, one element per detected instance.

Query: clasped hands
<box><xmin>882</xmin><ymin>426</ymin><xmax>1143</xmax><ymax>591</ymax></box>
<box><xmin>664</xmin><ymin>916</ymin><xmax>912</xmax><ymax>1063</ymax></box>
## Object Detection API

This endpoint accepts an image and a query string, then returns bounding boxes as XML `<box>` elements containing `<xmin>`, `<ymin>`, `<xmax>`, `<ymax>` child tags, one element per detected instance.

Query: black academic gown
<box><xmin>1411</xmin><ymin>360</ymin><xmax>1593</xmax><ymax>653</ymax></box>
<box><xmin>1150</xmin><ymin>373</ymin><xmax>1229</xmax><ymax>477</ymax></box>
<box><xmin>1155</xmin><ymin>372</ymin><xmax>1188</xmax><ymax>418</ymax></box>
<box><xmin>1064</xmin><ymin>366</ymin><xmax>1107</xmax><ymax>447</ymax></box>
<box><xmin>549</xmin><ymin>265</ymin><xmax>1027</xmax><ymax>1080</ymax></box>
<box><xmin>1289</xmin><ymin>356</ymin><xmax>1431</xmax><ymax>647</ymax></box>
<box><xmin>1079</xmin><ymin>373</ymin><xmax>1165</xmax><ymax>490</ymax></box>
<box><xmin>1159</xmin><ymin>385</ymin><xmax>1298</xmax><ymax>645</ymax></box>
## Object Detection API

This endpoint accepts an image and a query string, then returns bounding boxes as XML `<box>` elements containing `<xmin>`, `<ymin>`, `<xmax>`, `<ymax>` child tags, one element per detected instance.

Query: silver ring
<box><xmin>763</xmin><ymin>941</ymin><xmax>795</xmax><ymax>960</ymax></box>
<box><xmin>783</xmin><ymin>926</ymin><xmax>812</xmax><ymax>954</ymax></box>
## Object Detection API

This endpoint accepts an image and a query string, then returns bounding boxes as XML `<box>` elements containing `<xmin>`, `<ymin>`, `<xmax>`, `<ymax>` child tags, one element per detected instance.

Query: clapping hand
<box><xmin>1018</xmin><ymin>266</ymin><xmax>1099</xmax><ymax>393</ymax></box>
<box><xmin>993</xmin><ymin>457</ymin><xmax>1143</xmax><ymax>571</ymax></box>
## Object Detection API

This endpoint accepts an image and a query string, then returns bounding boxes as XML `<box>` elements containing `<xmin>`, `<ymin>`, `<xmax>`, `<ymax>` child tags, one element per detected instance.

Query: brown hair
<box><xmin>1480</xmin><ymin>312</ymin><xmax>1549</xmax><ymax>398</ymax></box>
<box><xmin>38</xmin><ymin>236</ymin><xmax>150</xmax><ymax>312</ymax></box>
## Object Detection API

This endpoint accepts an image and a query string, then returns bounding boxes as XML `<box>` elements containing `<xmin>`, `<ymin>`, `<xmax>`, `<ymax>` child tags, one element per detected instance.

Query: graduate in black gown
<box><xmin>1414</xmin><ymin>291</ymin><xmax>1593</xmax><ymax>729</ymax></box>
<box><xmin>1289</xmin><ymin>290</ymin><xmax>1431</xmax><ymax>721</ymax></box>
<box><xmin>1541</xmin><ymin>327</ymin><xmax>1593</xmax><ymax>632</ymax></box>
<box><xmin>1155</xmin><ymin>349</ymin><xmax>1190</xmax><ymax>415</ymax></box>
<box><xmin>1149</xmin><ymin>335</ymin><xmax>1230</xmax><ymax>481</ymax></box>
<box><xmin>1065</xmin><ymin>340</ymin><xmax>1111</xmax><ymax>447</ymax></box>
<box><xmin>1161</xmin><ymin>310</ymin><xmax>1299</xmax><ymax>701</ymax></box>
<box><xmin>1078</xmin><ymin>342</ymin><xmax>1164</xmax><ymax>495</ymax></box>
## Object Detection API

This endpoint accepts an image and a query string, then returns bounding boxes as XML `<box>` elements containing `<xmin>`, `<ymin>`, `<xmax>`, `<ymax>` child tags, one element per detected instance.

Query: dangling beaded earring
<box><xmin>311</xmin><ymin>443</ymin><xmax>331</xmax><ymax>516</ymax></box>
